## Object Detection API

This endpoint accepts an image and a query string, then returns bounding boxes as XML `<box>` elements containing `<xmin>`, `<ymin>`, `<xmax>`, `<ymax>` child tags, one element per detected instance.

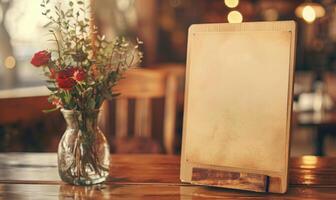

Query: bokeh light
<box><xmin>224</xmin><ymin>0</ymin><xmax>239</xmax><ymax>8</ymax></box>
<box><xmin>4</xmin><ymin>56</ymin><xmax>16</xmax><ymax>69</ymax></box>
<box><xmin>302</xmin><ymin>5</ymin><xmax>316</xmax><ymax>23</ymax></box>
<box><xmin>227</xmin><ymin>10</ymin><xmax>243</xmax><ymax>23</ymax></box>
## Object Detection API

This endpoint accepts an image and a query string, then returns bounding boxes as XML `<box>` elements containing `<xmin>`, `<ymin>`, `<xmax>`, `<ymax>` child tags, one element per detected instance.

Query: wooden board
<box><xmin>180</xmin><ymin>21</ymin><xmax>296</xmax><ymax>194</ymax></box>
<box><xmin>191</xmin><ymin>168</ymin><xmax>269</xmax><ymax>192</ymax></box>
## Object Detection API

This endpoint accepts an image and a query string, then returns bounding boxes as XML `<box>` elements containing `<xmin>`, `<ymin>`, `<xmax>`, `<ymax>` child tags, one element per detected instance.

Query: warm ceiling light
<box><xmin>295</xmin><ymin>2</ymin><xmax>325</xmax><ymax>23</ymax></box>
<box><xmin>302</xmin><ymin>5</ymin><xmax>316</xmax><ymax>23</ymax></box>
<box><xmin>224</xmin><ymin>0</ymin><xmax>239</xmax><ymax>8</ymax></box>
<box><xmin>227</xmin><ymin>11</ymin><xmax>243</xmax><ymax>23</ymax></box>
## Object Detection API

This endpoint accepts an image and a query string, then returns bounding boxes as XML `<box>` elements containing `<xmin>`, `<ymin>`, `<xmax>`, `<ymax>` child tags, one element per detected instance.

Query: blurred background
<box><xmin>1</xmin><ymin>0</ymin><xmax>336</xmax><ymax>156</ymax></box>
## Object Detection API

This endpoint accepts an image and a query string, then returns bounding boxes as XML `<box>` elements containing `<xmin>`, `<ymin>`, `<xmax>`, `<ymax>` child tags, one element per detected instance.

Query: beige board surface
<box><xmin>181</xmin><ymin>21</ymin><xmax>296</xmax><ymax>193</ymax></box>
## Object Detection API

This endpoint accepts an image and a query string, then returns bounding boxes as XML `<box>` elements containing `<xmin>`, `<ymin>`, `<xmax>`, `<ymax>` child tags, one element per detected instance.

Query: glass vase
<box><xmin>58</xmin><ymin>109</ymin><xmax>110</xmax><ymax>185</ymax></box>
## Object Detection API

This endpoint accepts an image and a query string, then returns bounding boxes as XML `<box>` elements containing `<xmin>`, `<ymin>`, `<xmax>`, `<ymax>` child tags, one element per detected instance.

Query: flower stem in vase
<box><xmin>31</xmin><ymin>0</ymin><xmax>143</xmax><ymax>185</ymax></box>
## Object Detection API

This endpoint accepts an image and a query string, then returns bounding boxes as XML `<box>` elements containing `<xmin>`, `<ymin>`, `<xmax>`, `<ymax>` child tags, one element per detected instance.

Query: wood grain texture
<box><xmin>191</xmin><ymin>168</ymin><xmax>269</xmax><ymax>192</ymax></box>
<box><xmin>0</xmin><ymin>184</ymin><xmax>336</xmax><ymax>200</ymax></box>
<box><xmin>0</xmin><ymin>154</ymin><xmax>335</xmax><ymax>199</ymax></box>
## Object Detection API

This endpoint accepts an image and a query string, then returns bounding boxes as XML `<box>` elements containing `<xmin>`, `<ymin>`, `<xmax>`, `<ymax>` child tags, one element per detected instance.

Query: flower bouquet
<box><xmin>31</xmin><ymin>0</ymin><xmax>142</xmax><ymax>185</ymax></box>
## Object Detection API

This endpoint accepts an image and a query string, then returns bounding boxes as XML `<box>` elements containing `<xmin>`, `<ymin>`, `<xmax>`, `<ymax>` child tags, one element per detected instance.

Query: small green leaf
<box><xmin>43</xmin><ymin>22</ymin><xmax>53</xmax><ymax>28</ymax></box>
<box><xmin>43</xmin><ymin>107</ymin><xmax>59</xmax><ymax>113</ymax></box>
<box><xmin>47</xmin><ymin>86</ymin><xmax>58</xmax><ymax>91</ymax></box>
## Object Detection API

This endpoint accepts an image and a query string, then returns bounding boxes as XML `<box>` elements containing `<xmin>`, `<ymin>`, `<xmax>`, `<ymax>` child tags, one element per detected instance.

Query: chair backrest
<box><xmin>100</xmin><ymin>68</ymin><xmax>178</xmax><ymax>154</ymax></box>
<box><xmin>0</xmin><ymin>86</ymin><xmax>50</xmax><ymax>125</ymax></box>
<box><xmin>0</xmin><ymin>87</ymin><xmax>63</xmax><ymax>151</ymax></box>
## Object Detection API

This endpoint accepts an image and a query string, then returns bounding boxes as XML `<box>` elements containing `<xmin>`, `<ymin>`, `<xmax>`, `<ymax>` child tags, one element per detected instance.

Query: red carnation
<box><xmin>73</xmin><ymin>69</ymin><xmax>86</xmax><ymax>82</ymax></box>
<box><xmin>56</xmin><ymin>68</ymin><xmax>76</xmax><ymax>90</ymax></box>
<box><xmin>31</xmin><ymin>50</ymin><xmax>51</xmax><ymax>67</ymax></box>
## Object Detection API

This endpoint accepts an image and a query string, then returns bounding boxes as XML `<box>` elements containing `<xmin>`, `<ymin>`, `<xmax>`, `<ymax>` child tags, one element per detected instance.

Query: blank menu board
<box><xmin>180</xmin><ymin>21</ymin><xmax>296</xmax><ymax>193</ymax></box>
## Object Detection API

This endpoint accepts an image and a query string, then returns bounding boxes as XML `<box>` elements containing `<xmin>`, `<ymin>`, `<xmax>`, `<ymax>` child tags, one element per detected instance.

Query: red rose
<box><xmin>31</xmin><ymin>50</ymin><xmax>51</xmax><ymax>67</ymax></box>
<box><xmin>56</xmin><ymin>68</ymin><xmax>76</xmax><ymax>90</ymax></box>
<box><xmin>73</xmin><ymin>69</ymin><xmax>86</xmax><ymax>82</ymax></box>
<box><xmin>57</xmin><ymin>78</ymin><xmax>76</xmax><ymax>90</ymax></box>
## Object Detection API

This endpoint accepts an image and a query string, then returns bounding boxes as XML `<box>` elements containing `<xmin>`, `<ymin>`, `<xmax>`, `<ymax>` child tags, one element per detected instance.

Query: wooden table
<box><xmin>0</xmin><ymin>154</ymin><xmax>335</xmax><ymax>199</ymax></box>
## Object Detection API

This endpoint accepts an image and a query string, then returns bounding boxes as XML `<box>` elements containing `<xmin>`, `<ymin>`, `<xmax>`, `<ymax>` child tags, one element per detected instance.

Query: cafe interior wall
<box><xmin>1</xmin><ymin>0</ymin><xmax>336</xmax><ymax>154</ymax></box>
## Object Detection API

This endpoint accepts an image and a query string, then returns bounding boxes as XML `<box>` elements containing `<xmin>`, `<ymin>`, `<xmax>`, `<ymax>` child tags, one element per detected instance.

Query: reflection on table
<box><xmin>0</xmin><ymin>154</ymin><xmax>336</xmax><ymax>199</ymax></box>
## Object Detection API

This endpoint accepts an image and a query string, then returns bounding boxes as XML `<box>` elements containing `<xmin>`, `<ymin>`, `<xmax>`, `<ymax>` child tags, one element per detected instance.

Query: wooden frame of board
<box><xmin>180</xmin><ymin>21</ymin><xmax>296</xmax><ymax>194</ymax></box>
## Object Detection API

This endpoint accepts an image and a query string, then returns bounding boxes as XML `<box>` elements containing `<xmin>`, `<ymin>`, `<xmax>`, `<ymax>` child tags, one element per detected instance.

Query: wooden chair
<box><xmin>100</xmin><ymin>68</ymin><xmax>178</xmax><ymax>154</ymax></box>
<box><xmin>149</xmin><ymin>63</ymin><xmax>186</xmax><ymax>108</ymax></box>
